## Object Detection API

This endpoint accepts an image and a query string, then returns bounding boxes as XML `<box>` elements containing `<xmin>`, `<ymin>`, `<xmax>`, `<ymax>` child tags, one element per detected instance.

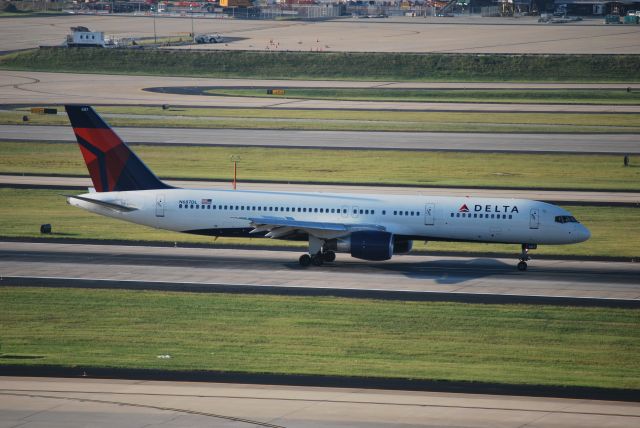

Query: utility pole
<box><xmin>153</xmin><ymin>10</ymin><xmax>157</xmax><ymax>44</ymax></box>
<box><xmin>191</xmin><ymin>10</ymin><xmax>195</xmax><ymax>44</ymax></box>
<box><xmin>230</xmin><ymin>155</ymin><xmax>241</xmax><ymax>190</ymax></box>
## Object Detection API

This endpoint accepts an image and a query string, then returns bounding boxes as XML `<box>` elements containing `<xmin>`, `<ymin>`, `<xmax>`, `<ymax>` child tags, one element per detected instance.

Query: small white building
<box><xmin>65</xmin><ymin>27</ymin><xmax>110</xmax><ymax>47</ymax></box>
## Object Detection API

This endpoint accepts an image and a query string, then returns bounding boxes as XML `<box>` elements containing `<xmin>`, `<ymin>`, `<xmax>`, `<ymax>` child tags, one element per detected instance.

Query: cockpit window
<box><xmin>555</xmin><ymin>215</ymin><xmax>579</xmax><ymax>224</ymax></box>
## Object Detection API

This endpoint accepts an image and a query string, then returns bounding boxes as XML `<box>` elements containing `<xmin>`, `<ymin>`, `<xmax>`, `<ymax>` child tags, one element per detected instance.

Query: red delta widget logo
<box><xmin>459</xmin><ymin>204</ymin><xmax>519</xmax><ymax>213</ymax></box>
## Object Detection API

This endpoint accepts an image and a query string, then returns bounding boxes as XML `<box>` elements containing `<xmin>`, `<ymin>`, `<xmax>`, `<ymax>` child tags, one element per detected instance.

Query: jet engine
<box><xmin>326</xmin><ymin>231</ymin><xmax>394</xmax><ymax>261</ymax></box>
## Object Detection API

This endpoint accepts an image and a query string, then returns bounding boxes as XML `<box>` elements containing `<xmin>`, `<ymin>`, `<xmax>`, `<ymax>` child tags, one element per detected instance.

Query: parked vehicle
<box><xmin>195</xmin><ymin>33</ymin><xmax>224</xmax><ymax>44</ymax></box>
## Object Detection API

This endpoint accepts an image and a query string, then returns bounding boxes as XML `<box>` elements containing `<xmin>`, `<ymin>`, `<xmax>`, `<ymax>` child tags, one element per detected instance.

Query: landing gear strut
<box><xmin>299</xmin><ymin>235</ymin><xmax>336</xmax><ymax>267</ymax></box>
<box><xmin>517</xmin><ymin>244</ymin><xmax>536</xmax><ymax>271</ymax></box>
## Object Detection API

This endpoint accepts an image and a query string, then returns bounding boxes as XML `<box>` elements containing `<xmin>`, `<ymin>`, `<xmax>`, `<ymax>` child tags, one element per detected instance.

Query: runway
<box><xmin>2</xmin><ymin>174</ymin><xmax>638</xmax><ymax>206</ymax></box>
<box><xmin>3</xmin><ymin>124</ymin><xmax>640</xmax><ymax>153</ymax></box>
<box><xmin>1</xmin><ymin>70</ymin><xmax>640</xmax><ymax>112</ymax></box>
<box><xmin>1</xmin><ymin>242</ymin><xmax>639</xmax><ymax>303</ymax></box>
<box><xmin>2</xmin><ymin>377</ymin><xmax>639</xmax><ymax>428</ymax></box>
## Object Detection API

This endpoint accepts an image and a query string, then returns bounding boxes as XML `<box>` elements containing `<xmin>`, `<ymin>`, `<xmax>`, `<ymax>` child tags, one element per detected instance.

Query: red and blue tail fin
<box><xmin>65</xmin><ymin>105</ymin><xmax>170</xmax><ymax>192</ymax></box>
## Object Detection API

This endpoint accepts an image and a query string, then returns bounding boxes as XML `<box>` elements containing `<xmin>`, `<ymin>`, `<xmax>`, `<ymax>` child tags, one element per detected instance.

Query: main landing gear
<box><xmin>299</xmin><ymin>250</ymin><xmax>336</xmax><ymax>267</ymax></box>
<box><xmin>517</xmin><ymin>243</ymin><xmax>537</xmax><ymax>271</ymax></box>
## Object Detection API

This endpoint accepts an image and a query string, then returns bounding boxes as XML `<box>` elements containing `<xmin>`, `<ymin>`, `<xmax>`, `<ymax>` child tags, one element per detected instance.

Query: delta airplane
<box><xmin>64</xmin><ymin>105</ymin><xmax>590</xmax><ymax>271</ymax></box>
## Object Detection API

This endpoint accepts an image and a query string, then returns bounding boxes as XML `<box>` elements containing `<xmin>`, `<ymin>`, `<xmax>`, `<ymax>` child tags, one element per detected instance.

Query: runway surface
<box><xmin>2</xmin><ymin>376</ymin><xmax>639</xmax><ymax>428</ymax></box>
<box><xmin>3</xmin><ymin>124</ymin><xmax>639</xmax><ymax>153</ymax></box>
<box><xmin>1</xmin><ymin>242</ymin><xmax>639</xmax><ymax>302</ymax></box>
<box><xmin>2</xmin><ymin>70</ymin><xmax>640</xmax><ymax>112</ymax></box>
<box><xmin>2</xmin><ymin>174</ymin><xmax>638</xmax><ymax>206</ymax></box>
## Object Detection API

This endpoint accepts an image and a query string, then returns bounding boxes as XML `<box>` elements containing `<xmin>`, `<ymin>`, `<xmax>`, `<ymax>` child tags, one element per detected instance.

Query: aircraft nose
<box><xmin>574</xmin><ymin>224</ymin><xmax>591</xmax><ymax>243</ymax></box>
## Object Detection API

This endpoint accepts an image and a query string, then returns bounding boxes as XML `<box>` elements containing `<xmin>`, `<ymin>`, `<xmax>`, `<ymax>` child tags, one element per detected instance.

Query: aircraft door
<box><xmin>351</xmin><ymin>206</ymin><xmax>359</xmax><ymax>218</ymax></box>
<box><xmin>529</xmin><ymin>208</ymin><xmax>539</xmax><ymax>229</ymax></box>
<box><xmin>155</xmin><ymin>194</ymin><xmax>165</xmax><ymax>217</ymax></box>
<box><xmin>424</xmin><ymin>203</ymin><xmax>435</xmax><ymax>225</ymax></box>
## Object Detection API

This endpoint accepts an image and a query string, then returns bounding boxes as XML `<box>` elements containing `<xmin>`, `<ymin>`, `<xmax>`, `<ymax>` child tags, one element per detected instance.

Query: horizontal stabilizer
<box><xmin>65</xmin><ymin>194</ymin><xmax>138</xmax><ymax>212</ymax></box>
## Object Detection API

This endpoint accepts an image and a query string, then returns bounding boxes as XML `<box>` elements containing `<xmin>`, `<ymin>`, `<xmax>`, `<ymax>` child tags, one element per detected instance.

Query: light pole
<box><xmin>230</xmin><ymin>155</ymin><xmax>241</xmax><ymax>190</ymax></box>
<box><xmin>153</xmin><ymin>9</ymin><xmax>157</xmax><ymax>44</ymax></box>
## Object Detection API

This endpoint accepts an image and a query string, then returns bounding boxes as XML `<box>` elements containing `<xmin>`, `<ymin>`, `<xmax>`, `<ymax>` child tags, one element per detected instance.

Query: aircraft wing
<box><xmin>239</xmin><ymin>216</ymin><xmax>386</xmax><ymax>239</ymax></box>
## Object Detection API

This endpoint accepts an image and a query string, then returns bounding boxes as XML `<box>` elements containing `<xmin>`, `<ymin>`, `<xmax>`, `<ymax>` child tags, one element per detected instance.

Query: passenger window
<box><xmin>456</xmin><ymin>213</ymin><xmax>460</xmax><ymax>217</ymax></box>
<box><xmin>179</xmin><ymin>204</ymin><xmax>183</xmax><ymax>208</ymax></box>
<box><xmin>372</xmin><ymin>210</ymin><xmax>375</xmax><ymax>215</ymax></box>
<box><xmin>473</xmin><ymin>213</ymin><xmax>477</xmax><ymax>218</ymax></box>
<box><xmin>450</xmin><ymin>213</ymin><xmax>454</xmax><ymax>217</ymax></box>
<box><xmin>364</xmin><ymin>210</ymin><xmax>369</xmax><ymax>215</ymax></box>
<box><xmin>393</xmin><ymin>211</ymin><xmax>397</xmax><ymax>215</ymax></box>
<box><xmin>509</xmin><ymin>215</ymin><xmax>512</xmax><ymax>219</ymax></box>
<box><xmin>382</xmin><ymin>210</ymin><xmax>386</xmax><ymax>215</ymax></box>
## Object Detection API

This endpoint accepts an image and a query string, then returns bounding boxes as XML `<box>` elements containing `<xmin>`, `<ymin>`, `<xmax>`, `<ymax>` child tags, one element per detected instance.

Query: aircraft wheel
<box><xmin>517</xmin><ymin>261</ymin><xmax>528</xmax><ymax>271</ymax></box>
<box><xmin>311</xmin><ymin>254</ymin><xmax>324</xmax><ymax>266</ymax></box>
<box><xmin>323</xmin><ymin>251</ymin><xmax>336</xmax><ymax>262</ymax></box>
<box><xmin>299</xmin><ymin>254</ymin><xmax>311</xmax><ymax>267</ymax></box>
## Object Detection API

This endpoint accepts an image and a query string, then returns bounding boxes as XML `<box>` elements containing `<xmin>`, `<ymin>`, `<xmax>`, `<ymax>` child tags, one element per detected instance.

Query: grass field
<box><xmin>1</xmin><ymin>188</ymin><xmax>638</xmax><ymax>258</ymax></box>
<box><xmin>1</xmin><ymin>287</ymin><xmax>638</xmax><ymax>389</ymax></box>
<box><xmin>4</xmin><ymin>108</ymin><xmax>640</xmax><ymax>134</ymax></box>
<box><xmin>1</xmin><ymin>49</ymin><xmax>640</xmax><ymax>82</ymax></box>
<box><xmin>1</xmin><ymin>141</ymin><xmax>638</xmax><ymax>191</ymax></box>
<box><xmin>204</xmin><ymin>88</ymin><xmax>640</xmax><ymax>105</ymax></box>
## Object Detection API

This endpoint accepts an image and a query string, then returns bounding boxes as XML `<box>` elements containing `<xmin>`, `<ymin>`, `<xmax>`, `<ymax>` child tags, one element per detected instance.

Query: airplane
<box><xmin>64</xmin><ymin>105</ymin><xmax>591</xmax><ymax>271</ymax></box>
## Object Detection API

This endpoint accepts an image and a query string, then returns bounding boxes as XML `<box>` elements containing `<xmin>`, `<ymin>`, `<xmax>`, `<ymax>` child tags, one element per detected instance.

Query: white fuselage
<box><xmin>68</xmin><ymin>188</ymin><xmax>591</xmax><ymax>246</ymax></box>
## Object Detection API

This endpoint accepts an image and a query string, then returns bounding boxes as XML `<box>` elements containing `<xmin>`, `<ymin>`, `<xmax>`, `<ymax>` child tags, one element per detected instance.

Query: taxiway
<box><xmin>1</xmin><ymin>377</ymin><xmax>638</xmax><ymax>428</ymax></box>
<box><xmin>1</xmin><ymin>70</ymin><xmax>640</xmax><ymax>112</ymax></box>
<box><xmin>2</xmin><ymin>124</ymin><xmax>639</xmax><ymax>153</ymax></box>
<box><xmin>2</xmin><ymin>174</ymin><xmax>638</xmax><ymax>206</ymax></box>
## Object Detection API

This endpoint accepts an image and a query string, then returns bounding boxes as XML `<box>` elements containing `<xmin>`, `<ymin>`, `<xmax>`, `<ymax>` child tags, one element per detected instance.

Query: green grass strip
<box><xmin>204</xmin><ymin>88</ymin><xmax>640</xmax><ymax>105</ymax></box>
<box><xmin>2</xmin><ymin>49</ymin><xmax>640</xmax><ymax>82</ymax></box>
<box><xmin>1</xmin><ymin>141</ymin><xmax>638</xmax><ymax>191</ymax></box>
<box><xmin>1</xmin><ymin>188</ymin><xmax>638</xmax><ymax>258</ymax></box>
<box><xmin>1</xmin><ymin>287</ymin><xmax>638</xmax><ymax>389</ymax></box>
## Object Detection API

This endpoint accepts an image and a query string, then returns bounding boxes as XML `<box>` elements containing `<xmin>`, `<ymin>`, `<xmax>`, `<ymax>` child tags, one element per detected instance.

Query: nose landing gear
<box><xmin>517</xmin><ymin>243</ymin><xmax>537</xmax><ymax>271</ymax></box>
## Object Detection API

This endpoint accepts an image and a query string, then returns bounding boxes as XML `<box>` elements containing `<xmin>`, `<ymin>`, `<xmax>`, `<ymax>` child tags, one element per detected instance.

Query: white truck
<box><xmin>195</xmin><ymin>33</ymin><xmax>224</xmax><ymax>44</ymax></box>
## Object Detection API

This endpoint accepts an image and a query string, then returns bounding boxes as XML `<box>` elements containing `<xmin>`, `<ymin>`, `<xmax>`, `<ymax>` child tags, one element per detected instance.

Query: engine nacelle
<box><xmin>393</xmin><ymin>238</ymin><xmax>413</xmax><ymax>255</ymax></box>
<box><xmin>327</xmin><ymin>231</ymin><xmax>394</xmax><ymax>261</ymax></box>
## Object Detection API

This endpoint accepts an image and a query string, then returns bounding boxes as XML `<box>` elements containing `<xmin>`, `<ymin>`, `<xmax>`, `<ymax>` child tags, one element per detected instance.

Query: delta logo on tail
<box><xmin>65</xmin><ymin>105</ymin><xmax>169</xmax><ymax>193</ymax></box>
<box><xmin>459</xmin><ymin>204</ymin><xmax>470</xmax><ymax>212</ymax></box>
